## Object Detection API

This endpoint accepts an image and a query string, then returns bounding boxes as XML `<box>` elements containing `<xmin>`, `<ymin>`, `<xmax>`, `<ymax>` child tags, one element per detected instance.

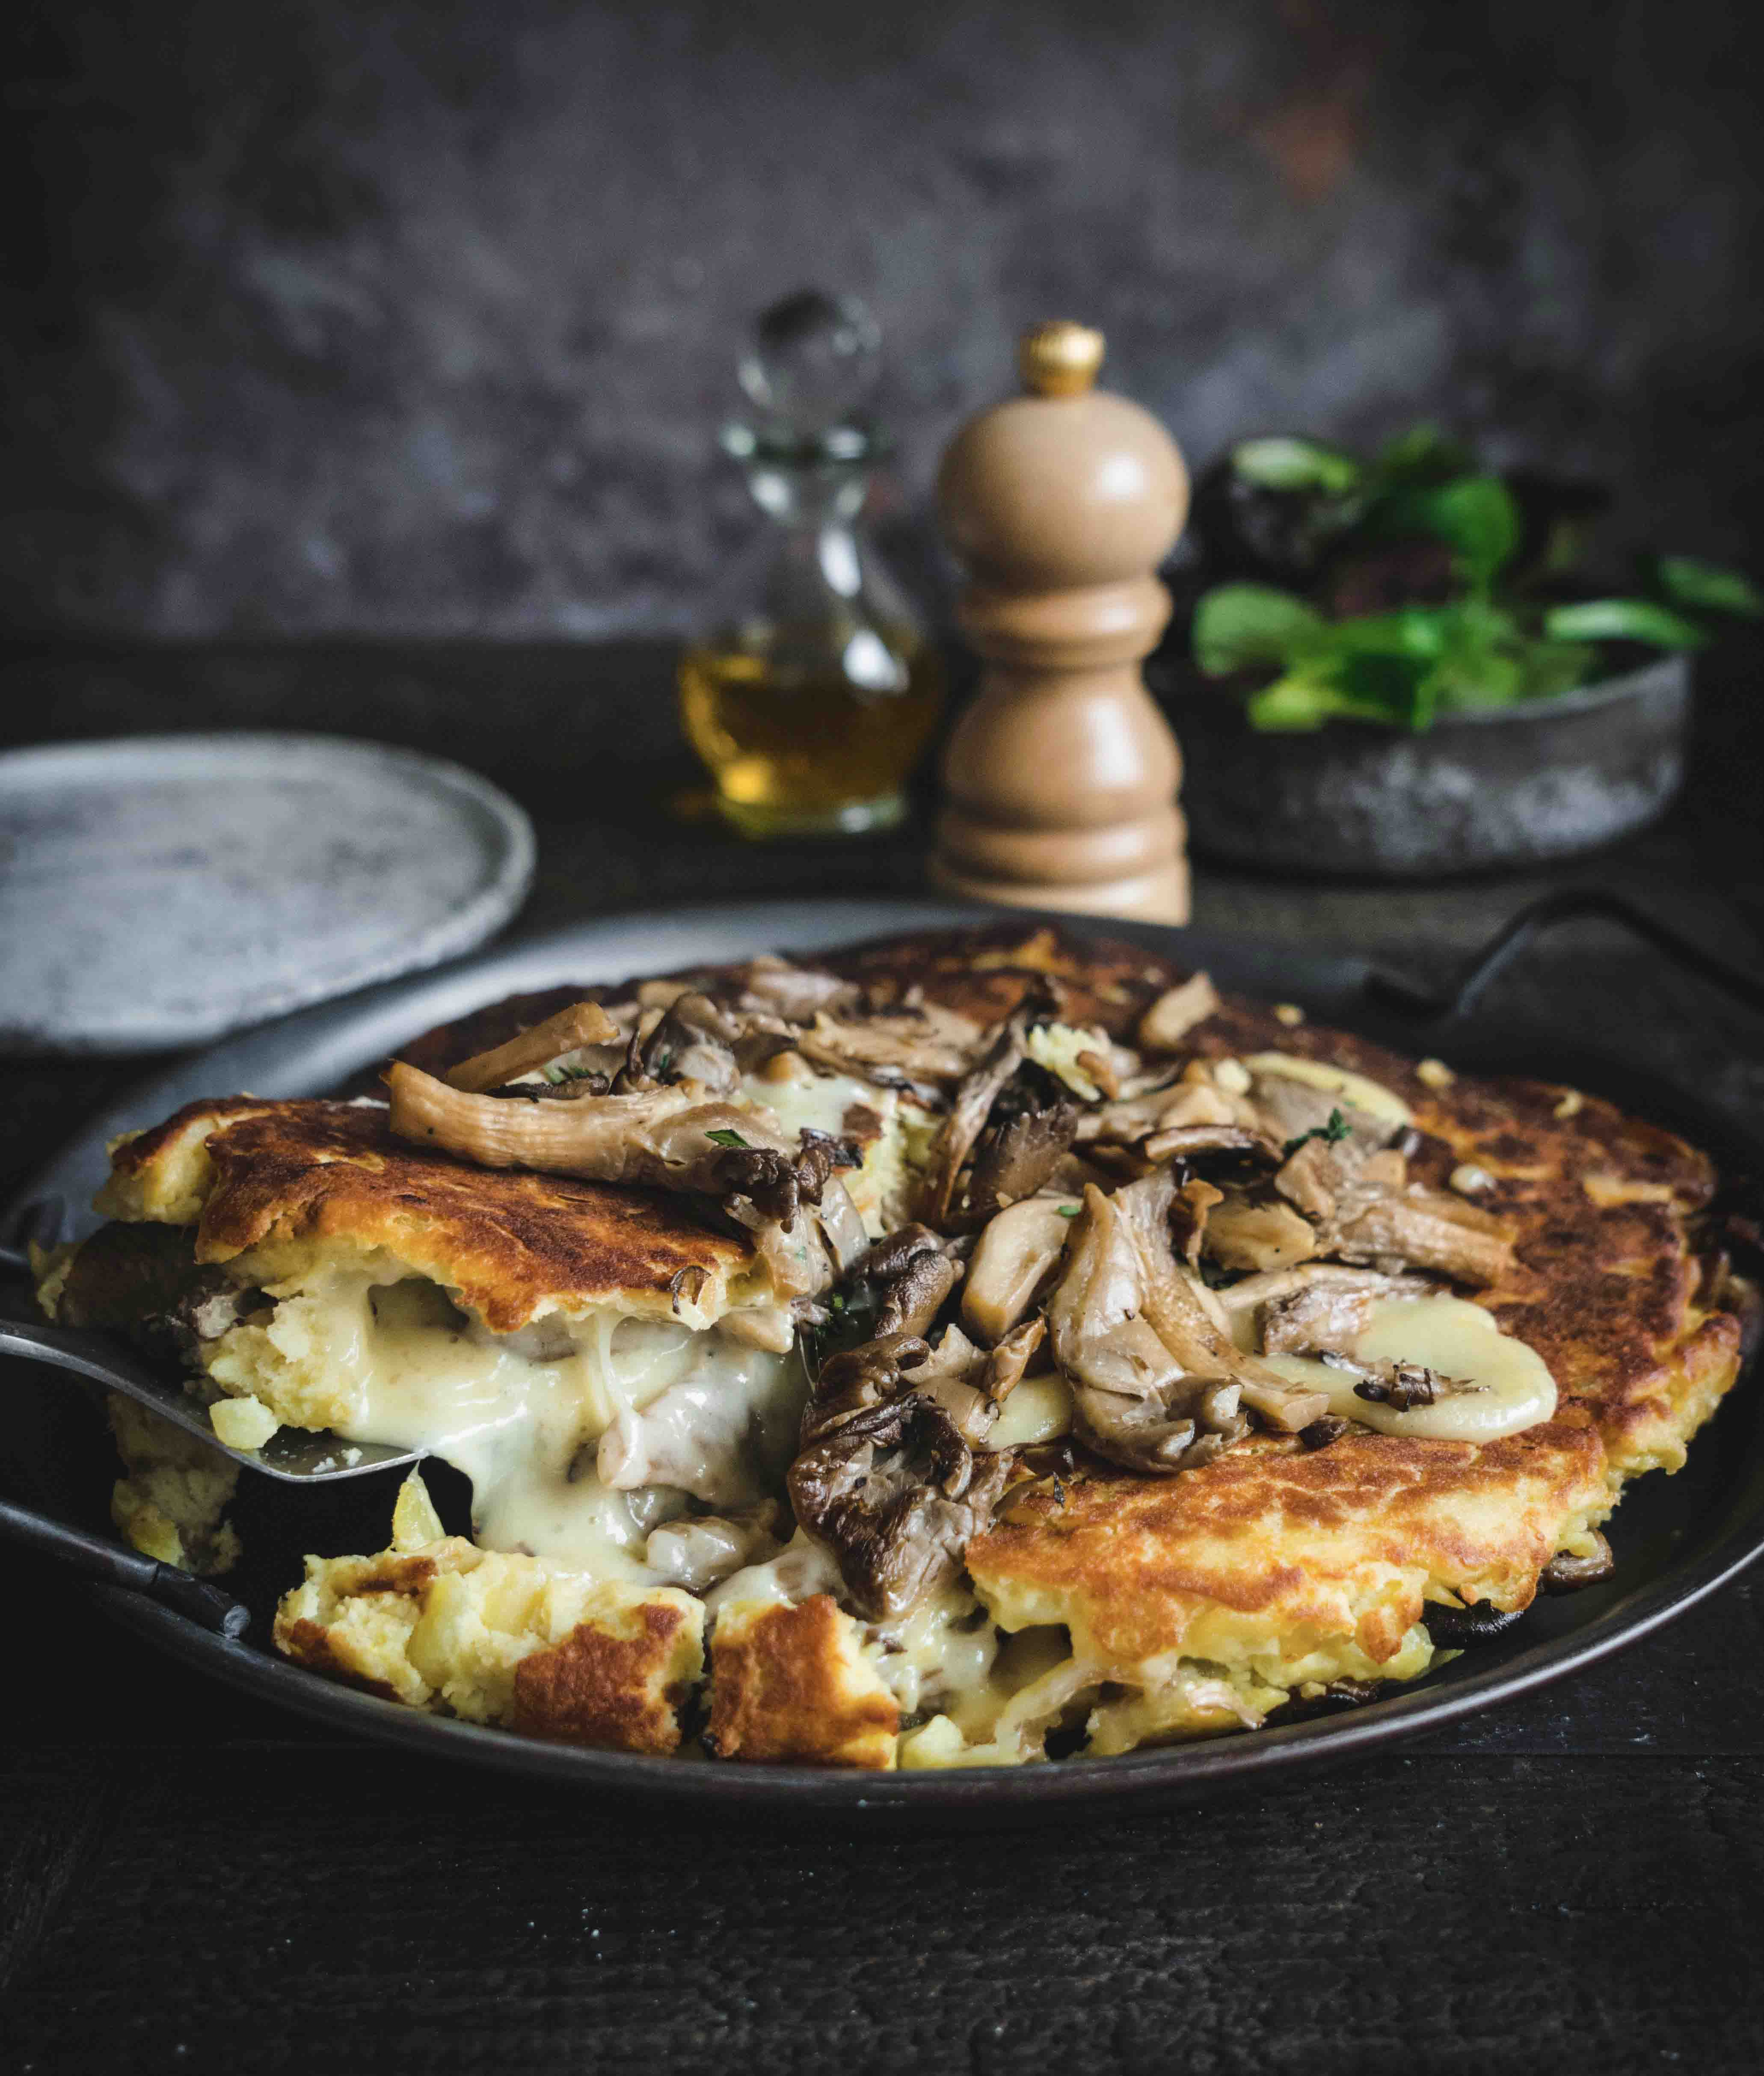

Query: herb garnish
<box><xmin>705</xmin><ymin>1127</ymin><xmax>749</xmax><ymax>1149</ymax></box>
<box><xmin>1281</xmin><ymin>1108</ymin><xmax>1352</xmax><ymax>1159</ymax></box>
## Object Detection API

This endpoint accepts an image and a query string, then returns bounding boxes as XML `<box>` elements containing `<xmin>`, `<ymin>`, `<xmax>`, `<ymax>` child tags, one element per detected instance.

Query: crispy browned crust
<box><xmin>1395</xmin><ymin>1077</ymin><xmax>1739</xmax><ymax>1474</ymax></box>
<box><xmin>386</xmin><ymin>924</ymin><xmax>1169</xmax><ymax>1082</ymax></box>
<box><xmin>274</xmin><ymin>1547</ymin><xmax>441</xmax><ymax>1700</ymax></box>
<box><xmin>827</xmin><ymin>920</ymin><xmax>1166</xmax><ymax>1035</ymax></box>
<box><xmin>103</xmin><ymin>1098</ymin><xmax>754</xmax><ymax>1333</ymax></box>
<box><xmin>971</xmin><ymin>1412</ymin><xmax>1608</xmax><ymax>1670</ymax></box>
<box><xmin>706</xmin><ymin>1595</ymin><xmax>899</xmax><ymax>1769</ymax></box>
<box><xmin>276</xmin><ymin>1617</ymin><xmax>406</xmax><ymax>1702</ymax></box>
<box><xmin>510</xmin><ymin>1602</ymin><xmax>694</xmax><ymax>1755</ymax></box>
<box><xmin>273</xmin><ymin>1543</ymin><xmax>701</xmax><ymax>1752</ymax></box>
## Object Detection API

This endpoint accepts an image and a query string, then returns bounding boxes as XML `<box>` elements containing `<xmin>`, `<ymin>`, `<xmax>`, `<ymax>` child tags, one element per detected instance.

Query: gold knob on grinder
<box><xmin>1017</xmin><ymin>320</ymin><xmax>1106</xmax><ymax>398</ymax></box>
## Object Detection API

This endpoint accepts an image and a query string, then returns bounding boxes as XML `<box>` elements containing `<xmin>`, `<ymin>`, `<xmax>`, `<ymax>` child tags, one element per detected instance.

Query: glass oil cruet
<box><xmin>678</xmin><ymin>290</ymin><xmax>945</xmax><ymax>837</ymax></box>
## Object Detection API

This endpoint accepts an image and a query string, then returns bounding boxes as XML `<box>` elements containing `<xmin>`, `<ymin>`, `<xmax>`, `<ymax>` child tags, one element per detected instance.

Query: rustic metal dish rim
<box><xmin>9</xmin><ymin>892</ymin><xmax>1759</xmax><ymax>1814</ymax></box>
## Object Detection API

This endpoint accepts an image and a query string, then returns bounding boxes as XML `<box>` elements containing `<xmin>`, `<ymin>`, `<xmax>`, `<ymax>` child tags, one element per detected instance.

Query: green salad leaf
<box><xmin>1543</xmin><ymin>599</ymin><xmax>1709</xmax><ymax>649</ymax></box>
<box><xmin>1653</xmin><ymin>557</ymin><xmax>1764</xmax><ymax>619</ymax></box>
<box><xmin>1192</xmin><ymin>584</ymin><xmax>1325</xmax><ymax>675</ymax></box>
<box><xmin>1193</xmin><ymin>423</ymin><xmax>1755</xmax><ymax>734</ymax></box>
<box><xmin>1240</xmin><ymin>600</ymin><xmax>1541</xmax><ymax>731</ymax></box>
<box><xmin>1366</xmin><ymin>477</ymin><xmax>1522</xmax><ymax>591</ymax></box>
<box><xmin>1245</xmin><ymin>670</ymin><xmax>1399</xmax><ymax>732</ymax></box>
<box><xmin>1230</xmin><ymin>436</ymin><xmax>1362</xmax><ymax>495</ymax></box>
<box><xmin>1373</xmin><ymin>423</ymin><xmax>1476</xmax><ymax>487</ymax></box>
<box><xmin>1515</xmin><ymin>639</ymin><xmax>1595</xmax><ymax>700</ymax></box>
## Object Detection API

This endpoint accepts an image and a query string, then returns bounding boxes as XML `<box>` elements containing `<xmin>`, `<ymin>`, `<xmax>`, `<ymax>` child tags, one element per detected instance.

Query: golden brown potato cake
<box><xmin>706</xmin><ymin>1595</ymin><xmax>900</xmax><ymax>1769</ymax></box>
<box><xmin>98</xmin><ymin>1096</ymin><xmax>760</xmax><ymax>1332</ymax></box>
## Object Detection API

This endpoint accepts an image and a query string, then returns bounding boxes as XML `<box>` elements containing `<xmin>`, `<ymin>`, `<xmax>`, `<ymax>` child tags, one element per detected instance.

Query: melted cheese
<box><xmin>897</xmin><ymin>1629</ymin><xmax>1090</xmax><ymax>1768</ymax></box>
<box><xmin>1243</xmin><ymin>1051</ymin><xmax>1414</xmax><ymax>1127</ymax></box>
<box><xmin>989</xmin><ymin>1374</ymin><xmax>1073</xmax><ymax>1448</ymax></box>
<box><xmin>705</xmin><ymin>1530</ymin><xmax>842</xmax><ymax>1612</ymax></box>
<box><xmin>198</xmin><ymin>1054</ymin><xmax>932</xmax><ymax>1576</ymax></box>
<box><xmin>735</xmin><ymin>1067</ymin><xmax>928</xmax><ymax>1236</ymax></box>
<box><xmin>1263</xmin><ymin>1292</ymin><xmax>1556</xmax><ymax>1442</ymax></box>
<box><xmin>868</xmin><ymin>1585</ymin><xmax>1001</xmax><ymax>1721</ymax></box>
<box><xmin>204</xmin><ymin>1270</ymin><xmax>800</xmax><ymax>1576</ymax></box>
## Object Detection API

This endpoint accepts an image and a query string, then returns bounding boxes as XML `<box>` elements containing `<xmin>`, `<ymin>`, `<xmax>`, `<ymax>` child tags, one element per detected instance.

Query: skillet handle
<box><xmin>1365</xmin><ymin>888</ymin><xmax>1764</xmax><ymax>1026</ymax></box>
<box><xmin>0</xmin><ymin>1201</ymin><xmax>249</xmax><ymax>1635</ymax></box>
<box><xmin>0</xmin><ymin>1493</ymin><xmax>250</xmax><ymax>1638</ymax></box>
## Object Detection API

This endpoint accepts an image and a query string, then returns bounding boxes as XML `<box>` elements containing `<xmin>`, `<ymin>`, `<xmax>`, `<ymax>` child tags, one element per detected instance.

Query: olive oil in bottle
<box><xmin>679</xmin><ymin>631</ymin><xmax>943</xmax><ymax>837</ymax></box>
<box><xmin>678</xmin><ymin>292</ymin><xmax>943</xmax><ymax>838</ymax></box>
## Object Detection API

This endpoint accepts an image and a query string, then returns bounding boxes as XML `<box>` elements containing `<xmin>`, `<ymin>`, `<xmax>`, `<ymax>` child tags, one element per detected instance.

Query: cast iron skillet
<box><xmin>5</xmin><ymin>894</ymin><xmax>1762</xmax><ymax>1814</ymax></box>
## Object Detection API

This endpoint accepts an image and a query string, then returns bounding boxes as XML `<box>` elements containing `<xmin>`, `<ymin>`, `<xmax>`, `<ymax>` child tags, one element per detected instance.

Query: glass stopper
<box><xmin>735</xmin><ymin>290</ymin><xmax>882</xmax><ymax>452</ymax></box>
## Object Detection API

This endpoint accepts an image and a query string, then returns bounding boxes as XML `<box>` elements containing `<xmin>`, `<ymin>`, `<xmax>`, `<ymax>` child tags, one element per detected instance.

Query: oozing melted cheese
<box><xmin>989</xmin><ymin>1374</ymin><xmax>1074</xmax><ymax>1448</ymax></box>
<box><xmin>196</xmin><ymin>1066</ymin><xmax>931</xmax><ymax>1593</ymax></box>
<box><xmin>1263</xmin><ymin>1293</ymin><xmax>1557</xmax><ymax>1442</ymax></box>
<box><xmin>869</xmin><ymin>1586</ymin><xmax>1002</xmax><ymax>1721</ymax></box>
<box><xmin>1242</xmin><ymin>1051</ymin><xmax>1414</xmax><ymax>1127</ymax></box>
<box><xmin>205</xmin><ymin>1270</ymin><xmax>801</xmax><ymax>1576</ymax></box>
<box><xmin>735</xmin><ymin>1067</ymin><xmax>931</xmax><ymax>1236</ymax></box>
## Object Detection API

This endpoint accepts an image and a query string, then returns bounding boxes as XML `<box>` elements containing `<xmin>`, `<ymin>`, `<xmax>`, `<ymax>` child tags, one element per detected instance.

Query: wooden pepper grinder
<box><xmin>931</xmin><ymin>320</ymin><xmax>1191</xmax><ymax>923</ymax></box>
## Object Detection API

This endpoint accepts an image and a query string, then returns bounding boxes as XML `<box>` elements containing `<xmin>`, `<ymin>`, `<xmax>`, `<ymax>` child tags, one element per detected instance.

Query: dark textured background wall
<box><xmin>5</xmin><ymin>0</ymin><xmax>1761</xmax><ymax>639</ymax></box>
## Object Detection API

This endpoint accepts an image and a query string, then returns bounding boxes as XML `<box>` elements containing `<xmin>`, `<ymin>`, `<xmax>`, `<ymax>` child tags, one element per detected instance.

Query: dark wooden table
<box><xmin>4</xmin><ymin>642</ymin><xmax>1763</xmax><ymax>2074</ymax></box>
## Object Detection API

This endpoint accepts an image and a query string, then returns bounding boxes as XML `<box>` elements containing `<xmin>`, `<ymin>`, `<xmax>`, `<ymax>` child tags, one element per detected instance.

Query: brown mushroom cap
<box><xmin>801</xmin><ymin>1333</ymin><xmax>933</xmax><ymax>1445</ymax></box>
<box><xmin>634</xmin><ymin>991</ymin><xmax>751</xmax><ymax>1093</ymax></box>
<box><xmin>797</xmin><ymin>1007</ymin><xmax>982</xmax><ymax>1089</ymax></box>
<box><xmin>1047</xmin><ymin>1176</ymin><xmax>1329</xmax><ymax>1464</ymax></box>
<box><xmin>727</xmin><ymin>957</ymin><xmax>864</xmax><ymax>1023</ymax></box>
<box><xmin>918</xmin><ymin>1019</ymin><xmax>1029</xmax><ymax>1226</ymax></box>
<box><xmin>787</xmin><ymin>1387</ymin><xmax>1012</xmax><ymax>1622</ymax></box>
<box><xmin>1540</xmin><ymin>1533</ymin><xmax>1617</xmax><ymax>1592</ymax></box>
<box><xmin>1136</xmin><ymin>971</ymin><xmax>1220</xmax><ymax>1051</ymax></box>
<box><xmin>859</xmin><ymin>1225</ymin><xmax>965</xmax><ymax>1340</ymax></box>
<box><xmin>964</xmin><ymin>1084</ymin><xmax>1080</xmax><ymax>1219</ymax></box>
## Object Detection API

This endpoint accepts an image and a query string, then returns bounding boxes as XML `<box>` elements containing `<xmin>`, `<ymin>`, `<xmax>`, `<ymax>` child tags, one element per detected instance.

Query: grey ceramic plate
<box><xmin>7</xmin><ymin>896</ymin><xmax>1762</xmax><ymax>1815</ymax></box>
<box><xmin>0</xmin><ymin>732</ymin><xmax>535</xmax><ymax>1054</ymax></box>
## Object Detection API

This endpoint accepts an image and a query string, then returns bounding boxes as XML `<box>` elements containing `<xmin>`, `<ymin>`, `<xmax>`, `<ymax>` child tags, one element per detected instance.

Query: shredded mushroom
<box><xmin>918</xmin><ymin>1016</ymin><xmax>1029</xmax><ymax>1226</ymax></box>
<box><xmin>390</xmin><ymin>1063</ymin><xmax>802</xmax><ymax>1203</ymax></box>
<box><xmin>1136</xmin><ymin>971</ymin><xmax>1220</xmax><ymax>1051</ymax></box>
<box><xmin>441</xmin><ymin>1001</ymin><xmax>622</xmax><ymax>1093</ymax></box>
<box><xmin>1046</xmin><ymin>1182</ymin><xmax>1275</xmax><ymax>1473</ymax></box>
<box><xmin>789</xmin><ymin>1333</ymin><xmax>1014</xmax><ymax>1620</ymax></box>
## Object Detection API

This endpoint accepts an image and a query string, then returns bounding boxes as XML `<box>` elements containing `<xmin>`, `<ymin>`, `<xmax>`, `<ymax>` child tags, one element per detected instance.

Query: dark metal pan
<box><xmin>4</xmin><ymin>894</ymin><xmax>1760</xmax><ymax>1816</ymax></box>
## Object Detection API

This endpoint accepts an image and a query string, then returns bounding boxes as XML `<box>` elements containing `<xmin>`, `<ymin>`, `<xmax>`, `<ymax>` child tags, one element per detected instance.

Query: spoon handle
<box><xmin>0</xmin><ymin>1315</ymin><xmax>255</xmax><ymax>1463</ymax></box>
<box><xmin>0</xmin><ymin>1493</ymin><xmax>250</xmax><ymax>1637</ymax></box>
<box><xmin>0</xmin><ymin>1315</ymin><xmax>422</xmax><ymax>1484</ymax></box>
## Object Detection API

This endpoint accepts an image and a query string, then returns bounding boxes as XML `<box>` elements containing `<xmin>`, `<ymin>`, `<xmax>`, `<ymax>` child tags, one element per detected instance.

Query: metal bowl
<box><xmin>1165</xmin><ymin>654</ymin><xmax>1689</xmax><ymax>878</ymax></box>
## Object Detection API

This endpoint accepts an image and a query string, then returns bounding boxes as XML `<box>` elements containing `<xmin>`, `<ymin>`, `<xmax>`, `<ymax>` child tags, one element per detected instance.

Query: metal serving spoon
<box><xmin>0</xmin><ymin>1211</ymin><xmax>421</xmax><ymax>1485</ymax></box>
<box><xmin>0</xmin><ymin>1211</ymin><xmax>424</xmax><ymax>1638</ymax></box>
<box><xmin>0</xmin><ymin>1314</ymin><xmax>423</xmax><ymax>1483</ymax></box>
